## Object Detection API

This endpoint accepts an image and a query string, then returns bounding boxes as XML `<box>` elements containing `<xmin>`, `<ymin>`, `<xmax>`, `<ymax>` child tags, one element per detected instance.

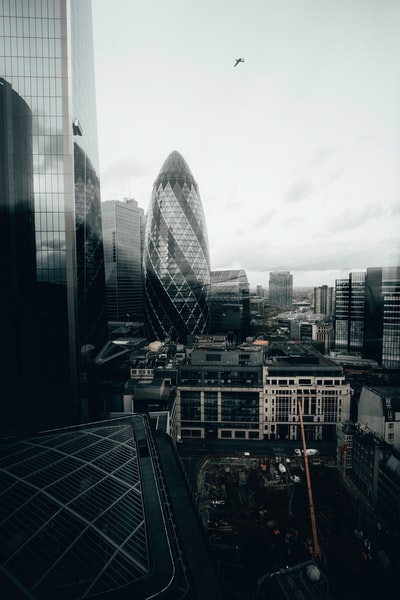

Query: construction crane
<box><xmin>297</xmin><ymin>399</ymin><xmax>322</xmax><ymax>563</ymax></box>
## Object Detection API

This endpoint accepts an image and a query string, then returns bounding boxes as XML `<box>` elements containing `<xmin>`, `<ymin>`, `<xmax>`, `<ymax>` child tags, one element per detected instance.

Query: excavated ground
<box><xmin>196</xmin><ymin>455</ymin><xmax>399</xmax><ymax>600</ymax></box>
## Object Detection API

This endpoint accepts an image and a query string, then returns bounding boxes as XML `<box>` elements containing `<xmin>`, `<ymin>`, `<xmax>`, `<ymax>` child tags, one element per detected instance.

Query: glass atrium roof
<box><xmin>0</xmin><ymin>417</ymin><xmax>179</xmax><ymax>599</ymax></box>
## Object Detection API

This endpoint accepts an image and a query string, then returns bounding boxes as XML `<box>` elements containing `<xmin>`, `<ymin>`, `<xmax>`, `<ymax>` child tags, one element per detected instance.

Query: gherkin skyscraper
<box><xmin>143</xmin><ymin>151</ymin><xmax>211</xmax><ymax>343</ymax></box>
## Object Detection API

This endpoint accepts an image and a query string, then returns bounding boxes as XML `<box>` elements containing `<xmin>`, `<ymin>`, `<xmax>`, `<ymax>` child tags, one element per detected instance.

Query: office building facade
<box><xmin>269</xmin><ymin>271</ymin><xmax>293</xmax><ymax>308</ymax></box>
<box><xmin>334</xmin><ymin>272</ymin><xmax>365</xmax><ymax>354</ymax></box>
<box><xmin>0</xmin><ymin>0</ymin><xmax>108</xmax><ymax>431</ymax></box>
<box><xmin>0</xmin><ymin>78</ymin><xmax>40</xmax><ymax>429</ymax></box>
<box><xmin>176</xmin><ymin>339</ymin><xmax>350</xmax><ymax>442</ymax></box>
<box><xmin>102</xmin><ymin>198</ymin><xmax>144</xmax><ymax>322</ymax></box>
<box><xmin>264</xmin><ymin>343</ymin><xmax>351</xmax><ymax>442</ymax></box>
<box><xmin>177</xmin><ymin>336</ymin><xmax>265</xmax><ymax>440</ymax></box>
<box><xmin>209</xmin><ymin>269</ymin><xmax>250</xmax><ymax>341</ymax></box>
<box><xmin>335</xmin><ymin>267</ymin><xmax>400</xmax><ymax>368</ymax></box>
<box><xmin>143</xmin><ymin>150</ymin><xmax>211</xmax><ymax>343</ymax></box>
<box><xmin>381</xmin><ymin>266</ymin><xmax>400</xmax><ymax>368</ymax></box>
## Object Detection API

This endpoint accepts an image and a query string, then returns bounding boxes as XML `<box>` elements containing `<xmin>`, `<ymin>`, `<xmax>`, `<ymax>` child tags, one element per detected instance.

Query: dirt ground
<box><xmin>196</xmin><ymin>456</ymin><xmax>399</xmax><ymax>600</ymax></box>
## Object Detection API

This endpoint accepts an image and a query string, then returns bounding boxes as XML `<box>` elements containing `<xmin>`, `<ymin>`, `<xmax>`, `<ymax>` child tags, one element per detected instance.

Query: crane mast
<box><xmin>298</xmin><ymin>399</ymin><xmax>322</xmax><ymax>562</ymax></box>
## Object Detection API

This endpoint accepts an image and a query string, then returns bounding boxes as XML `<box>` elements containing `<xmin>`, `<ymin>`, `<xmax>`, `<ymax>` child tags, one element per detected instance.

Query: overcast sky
<box><xmin>92</xmin><ymin>0</ymin><xmax>400</xmax><ymax>289</ymax></box>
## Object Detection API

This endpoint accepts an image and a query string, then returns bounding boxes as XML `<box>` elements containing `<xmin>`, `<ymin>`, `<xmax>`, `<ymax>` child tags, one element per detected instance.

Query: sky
<box><xmin>91</xmin><ymin>0</ymin><xmax>400</xmax><ymax>289</ymax></box>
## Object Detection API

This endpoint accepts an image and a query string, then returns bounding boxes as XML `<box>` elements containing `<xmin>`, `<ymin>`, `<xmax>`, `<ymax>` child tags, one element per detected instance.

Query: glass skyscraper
<box><xmin>102</xmin><ymin>199</ymin><xmax>144</xmax><ymax>322</ymax></box>
<box><xmin>334</xmin><ymin>267</ymin><xmax>400</xmax><ymax>368</ymax></box>
<box><xmin>0</xmin><ymin>0</ymin><xmax>108</xmax><ymax>433</ymax></box>
<box><xmin>143</xmin><ymin>150</ymin><xmax>211</xmax><ymax>343</ymax></box>
<box><xmin>209</xmin><ymin>269</ymin><xmax>250</xmax><ymax>340</ymax></box>
<box><xmin>334</xmin><ymin>272</ymin><xmax>365</xmax><ymax>354</ymax></box>
<box><xmin>381</xmin><ymin>266</ymin><xmax>400</xmax><ymax>368</ymax></box>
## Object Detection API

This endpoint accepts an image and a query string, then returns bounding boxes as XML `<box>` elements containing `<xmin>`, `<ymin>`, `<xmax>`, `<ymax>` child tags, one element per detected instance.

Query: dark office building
<box><xmin>0</xmin><ymin>1</ymin><xmax>108</xmax><ymax>433</ymax></box>
<box><xmin>102</xmin><ymin>199</ymin><xmax>144</xmax><ymax>322</ymax></box>
<box><xmin>334</xmin><ymin>272</ymin><xmax>365</xmax><ymax>354</ymax></box>
<box><xmin>364</xmin><ymin>267</ymin><xmax>384</xmax><ymax>365</ymax></box>
<box><xmin>143</xmin><ymin>150</ymin><xmax>211</xmax><ymax>344</ymax></box>
<box><xmin>381</xmin><ymin>266</ymin><xmax>400</xmax><ymax>368</ymax></box>
<box><xmin>210</xmin><ymin>269</ymin><xmax>250</xmax><ymax>341</ymax></box>
<box><xmin>0</xmin><ymin>78</ymin><xmax>40</xmax><ymax>429</ymax></box>
<box><xmin>335</xmin><ymin>267</ymin><xmax>400</xmax><ymax>368</ymax></box>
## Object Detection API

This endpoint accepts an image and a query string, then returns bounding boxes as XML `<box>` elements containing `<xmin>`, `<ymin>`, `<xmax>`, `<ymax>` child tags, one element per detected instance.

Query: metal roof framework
<box><xmin>0</xmin><ymin>417</ymin><xmax>182</xmax><ymax>599</ymax></box>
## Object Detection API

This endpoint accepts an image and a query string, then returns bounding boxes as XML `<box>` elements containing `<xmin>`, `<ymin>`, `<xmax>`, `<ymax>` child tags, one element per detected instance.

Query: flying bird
<box><xmin>234</xmin><ymin>58</ymin><xmax>244</xmax><ymax>67</ymax></box>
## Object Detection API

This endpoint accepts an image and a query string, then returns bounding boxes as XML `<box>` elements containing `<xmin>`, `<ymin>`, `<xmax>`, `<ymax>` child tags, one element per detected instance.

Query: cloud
<box><xmin>252</xmin><ymin>209</ymin><xmax>277</xmax><ymax>229</ymax></box>
<box><xmin>310</xmin><ymin>145</ymin><xmax>338</xmax><ymax>166</ymax></box>
<box><xmin>326</xmin><ymin>203</ymin><xmax>387</xmax><ymax>235</ymax></box>
<box><xmin>283</xmin><ymin>179</ymin><xmax>314</xmax><ymax>204</ymax></box>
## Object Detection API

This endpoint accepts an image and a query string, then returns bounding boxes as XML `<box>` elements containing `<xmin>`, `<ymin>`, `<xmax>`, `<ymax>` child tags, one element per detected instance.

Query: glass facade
<box><xmin>334</xmin><ymin>278</ymin><xmax>350</xmax><ymax>351</ymax></box>
<box><xmin>0</xmin><ymin>0</ymin><xmax>107</xmax><ymax>429</ymax></box>
<box><xmin>102</xmin><ymin>199</ymin><xmax>144</xmax><ymax>322</ymax></box>
<box><xmin>209</xmin><ymin>269</ymin><xmax>250</xmax><ymax>340</ymax></box>
<box><xmin>0</xmin><ymin>77</ymin><xmax>40</xmax><ymax>428</ymax></box>
<box><xmin>143</xmin><ymin>150</ymin><xmax>211</xmax><ymax>343</ymax></box>
<box><xmin>364</xmin><ymin>267</ymin><xmax>384</xmax><ymax>363</ymax></box>
<box><xmin>335</xmin><ymin>267</ymin><xmax>400</xmax><ymax>367</ymax></box>
<box><xmin>334</xmin><ymin>272</ymin><xmax>365</xmax><ymax>354</ymax></box>
<box><xmin>382</xmin><ymin>266</ymin><xmax>400</xmax><ymax>368</ymax></box>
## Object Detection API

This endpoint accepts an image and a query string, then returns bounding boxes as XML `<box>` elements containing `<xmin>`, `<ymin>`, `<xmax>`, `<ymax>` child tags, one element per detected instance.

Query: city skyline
<box><xmin>92</xmin><ymin>0</ymin><xmax>400</xmax><ymax>288</ymax></box>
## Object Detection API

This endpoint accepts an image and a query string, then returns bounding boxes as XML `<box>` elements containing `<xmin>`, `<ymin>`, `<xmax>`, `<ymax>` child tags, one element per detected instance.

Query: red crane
<box><xmin>298</xmin><ymin>399</ymin><xmax>322</xmax><ymax>562</ymax></box>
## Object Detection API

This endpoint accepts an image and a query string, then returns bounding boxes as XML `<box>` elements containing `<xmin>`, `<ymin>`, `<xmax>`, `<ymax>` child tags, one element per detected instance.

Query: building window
<box><xmin>221</xmin><ymin>430</ymin><xmax>232</xmax><ymax>438</ymax></box>
<box><xmin>204</xmin><ymin>391</ymin><xmax>218</xmax><ymax>421</ymax></box>
<box><xmin>206</xmin><ymin>353</ymin><xmax>221</xmax><ymax>361</ymax></box>
<box><xmin>181</xmin><ymin>391</ymin><xmax>201</xmax><ymax>420</ymax></box>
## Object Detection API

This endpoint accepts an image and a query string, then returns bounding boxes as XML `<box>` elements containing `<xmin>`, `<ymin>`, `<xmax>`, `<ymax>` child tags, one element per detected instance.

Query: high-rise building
<box><xmin>0</xmin><ymin>78</ymin><xmax>40</xmax><ymax>428</ymax></box>
<box><xmin>334</xmin><ymin>272</ymin><xmax>365</xmax><ymax>354</ymax></box>
<box><xmin>364</xmin><ymin>267</ymin><xmax>384</xmax><ymax>364</ymax></box>
<box><xmin>143</xmin><ymin>150</ymin><xmax>211</xmax><ymax>343</ymax></box>
<box><xmin>314</xmin><ymin>285</ymin><xmax>334</xmax><ymax>315</ymax></box>
<box><xmin>335</xmin><ymin>267</ymin><xmax>400</xmax><ymax>368</ymax></box>
<box><xmin>256</xmin><ymin>285</ymin><xmax>265</xmax><ymax>298</ymax></box>
<box><xmin>364</xmin><ymin>267</ymin><xmax>400</xmax><ymax>369</ymax></box>
<box><xmin>102</xmin><ymin>199</ymin><xmax>144</xmax><ymax>322</ymax></box>
<box><xmin>381</xmin><ymin>266</ymin><xmax>400</xmax><ymax>368</ymax></box>
<box><xmin>209</xmin><ymin>269</ymin><xmax>250</xmax><ymax>341</ymax></box>
<box><xmin>0</xmin><ymin>1</ymin><xmax>108</xmax><ymax>433</ymax></box>
<box><xmin>269</xmin><ymin>271</ymin><xmax>293</xmax><ymax>308</ymax></box>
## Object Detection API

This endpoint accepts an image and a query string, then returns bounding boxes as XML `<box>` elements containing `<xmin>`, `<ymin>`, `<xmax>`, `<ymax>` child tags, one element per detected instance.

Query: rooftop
<box><xmin>0</xmin><ymin>416</ymin><xmax>193</xmax><ymax>599</ymax></box>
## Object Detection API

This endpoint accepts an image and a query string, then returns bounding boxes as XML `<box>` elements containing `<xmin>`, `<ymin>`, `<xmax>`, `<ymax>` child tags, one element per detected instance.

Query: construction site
<box><xmin>196</xmin><ymin>450</ymin><xmax>326</xmax><ymax>598</ymax></box>
<box><xmin>190</xmin><ymin>404</ymin><xmax>398</xmax><ymax>599</ymax></box>
<box><xmin>195</xmin><ymin>449</ymin><xmax>397</xmax><ymax>599</ymax></box>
